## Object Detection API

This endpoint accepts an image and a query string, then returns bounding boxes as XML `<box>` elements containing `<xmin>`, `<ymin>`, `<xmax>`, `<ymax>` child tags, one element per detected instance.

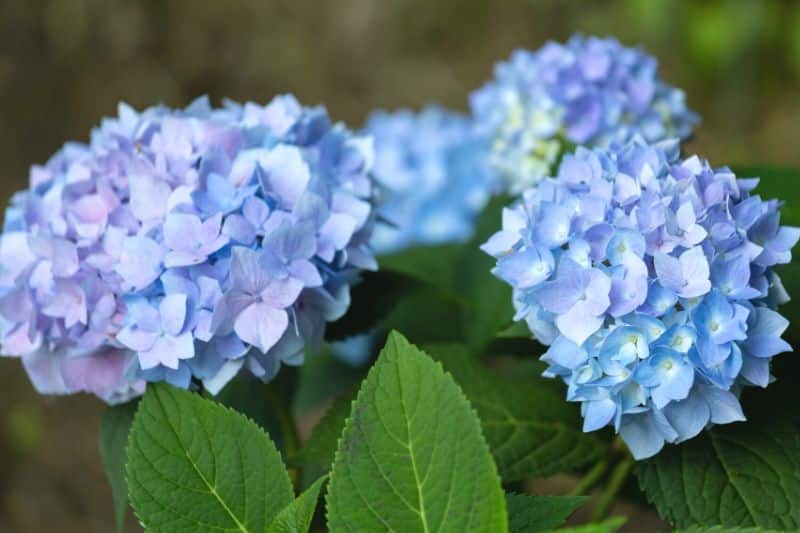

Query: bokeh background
<box><xmin>0</xmin><ymin>0</ymin><xmax>798</xmax><ymax>530</ymax></box>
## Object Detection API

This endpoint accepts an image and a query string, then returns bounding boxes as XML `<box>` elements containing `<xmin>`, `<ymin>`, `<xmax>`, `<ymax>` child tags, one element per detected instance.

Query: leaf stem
<box><xmin>265</xmin><ymin>382</ymin><xmax>301</xmax><ymax>488</ymax></box>
<box><xmin>590</xmin><ymin>457</ymin><xmax>634</xmax><ymax>521</ymax></box>
<box><xmin>568</xmin><ymin>458</ymin><xmax>610</xmax><ymax>496</ymax></box>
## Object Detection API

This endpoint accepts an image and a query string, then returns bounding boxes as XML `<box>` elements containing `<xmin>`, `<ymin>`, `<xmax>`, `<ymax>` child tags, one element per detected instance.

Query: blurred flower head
<box><xmin>365</xmin><ymin>106</ymin><xmax>494</xmax><ymax>254</ymax></box>
<box><xmin>483</xmin><ymin>137</ymin><xmax>798</xmax><ymax>459</ymax></box>
<box><xmin>0</xmin><ymin>95</ymin><xmax>376</xmax><ymax>403</ymax></box>
<box><xmin>471</xmin><ymin>35</ymin><xmax>698</xmax><ymax>194</ymax></box>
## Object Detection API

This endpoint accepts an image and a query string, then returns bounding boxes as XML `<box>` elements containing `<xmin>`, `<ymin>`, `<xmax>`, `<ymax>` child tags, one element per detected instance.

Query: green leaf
<box><xmin>457</xmin><ymin>194</ymin><xmax>515</xmax><ymax>349</ymax></box>
<box><xmin>427</xmin><ymin>343</ymin><xmax>606</xmax><ymax>481</ymax></box>
<box><xmin>379</xmin><ymin>244</ymin><xmax>463</xmax><ymax>295</ymax></box>
<box><xmin>326</xmin><ymin>331</ymin><xmax>508</xmax><ymax>532</ymax></box>
<box><xmin>126</xmin><ymin>383</ymin><xmax>294</xmax><ymax>532</ymax></box>
<box><xmin>293</xmin><ymin>348</ymin><xmax>366</xmax><ymax>414</ymax></box>
<box><xmin>557</xmin><ymin>516</ymin><xmax>626</xmax><ymax>532</ymax></box>
<box><xmin>505</xmin><ymin>493</ymin><xmax>587</xmax><ymax>532</ymax></box>
<box><xmin>213</xmin><ymin>378</ymin><xmax>285</xmax><ymax>445</ymax></box>
<box><xmin>99</xmin><ymin>400</ymin><xmax>138</xmax><ymax>532</ymax></box>
<box><xmin>381</xmin><ymin>288</ymin><xmax>465</xmax><ymax>344</ymax></box>
<box><xmin>269</xmin><ymin>475</ymin><xmax>327</xmax><ymax>533</ymax></box>
<box><xmin>636</xmin><ymin>414</ymin><xmax>800</xmax><ymax>529</ymax></box>
<box><xmin>326</xmin><ymin>270</ymin><xmax>416</xmax><ymax>341</ymax></box>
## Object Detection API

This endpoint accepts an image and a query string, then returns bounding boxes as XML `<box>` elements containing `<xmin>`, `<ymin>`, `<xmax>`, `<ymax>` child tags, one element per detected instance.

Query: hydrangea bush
<box><xmin>471</xmin><ymin>35</ymin><xmax>698</xmax><ymax>193</ymax></box>
<box><xmin>0</xmin><ymin>95</ymin><xmax>376</xmax><ymax>403</ymax></box>
<box><xmin>4</xmin><ymin>34</ymin><xmax>800</xmax><ymax>533</ymax></box>
<box><xmin>482</xmin><ymin>137</ymin><xmax>798</xmax><ymax>458</ymax></box>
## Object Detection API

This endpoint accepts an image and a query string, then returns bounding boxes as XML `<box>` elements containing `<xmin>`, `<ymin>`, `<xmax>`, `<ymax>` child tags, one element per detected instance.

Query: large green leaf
<box><xmin>427</xmin><ymin>343</ymin><xmax>606</xmax><ymax>481</ymax></box>
<box><xmin>99</xmin><ymin>400</ymin><xmax>138</xmax><ymax>532</ymax></box>
<box><xmin>636</xmin><ymin>418</ymin><xmax>800</xmax><ymax>530</ymax></box>
<box><xmin>126</xmin><ymin>383</ymin><xmax>294</xmax><ymax>532</ymax></box>
<box><xmin>326</xmin><ymin>331</ymin><xmax>508</xmax><ymax>532</ymax></box>
<box><xmin>269</xmin><ymin>475</ymin><xmax>327</xmax><ymax>533</ymax></box>
<box><xmin>505</xmin><ymin>493</ymin><xmax>587</xmax><ymax>532</ymax></box>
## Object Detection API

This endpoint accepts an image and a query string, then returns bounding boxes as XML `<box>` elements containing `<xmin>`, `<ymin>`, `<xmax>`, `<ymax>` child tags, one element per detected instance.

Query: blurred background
<box><xmin>0</xmin><ymin>0</ymin><xmax>797</xmax><ymax>530</ymax></box>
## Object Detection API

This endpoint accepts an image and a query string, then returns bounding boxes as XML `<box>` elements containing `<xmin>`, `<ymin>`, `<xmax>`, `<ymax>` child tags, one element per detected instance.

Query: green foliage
<box><xmin>268</xmin><ymin>476</ymin><xmax>327</xmax><ymax>533</ymax></box>
<box><xmin>505</xmin><ymin>493</ymin><xmax>587</xmax><ymax>532</ymax></box>
<box><xmin>372</xmin><ymin>195</ymin><xmax>515</xmax><ymax>350</ymax></box>
<box><xmin>126</xmin><ymin>383</ymin><xmax>294</xmax><ymax>532</ymax></box>
<box><xmin>558</xmin><ymin>516</ymin><xmax>627</xmax><ymax>532</ymax></box>
<box><xmin>636</xmin><ymin>416</ymin><xmax>800</xmax><ymax>530</ymax></box>
<box><xmin>427</xmin><ymin>343</ymin><xmax>606</xmax><ymax>481</ymax></box>
<box><xmin>99</xmin><ymin>400</ymin><xmax>138</xmax><ymax>532</ymax></box>
<box><xmin>678</xmin><ymin>527</ymin><xmax>782</xmax><ymax>533</ymax></box>
<box><xmin>213</xmin><ymin>378</ymin><xmax>285</xmax><ymax>446</ymax></box>
<box><xmin>326</xmin><ymin>331</ymin><xmax>508</xmax><ymax>532</ymax></box>
<box><xmin>326</xmin><ymin>270</ymin><xmax>415</xmax><ymax>341</ymax></box>
<box><xmin>293</xmin><ymin>392</ymin><xmax>354</xmax><ymax>473</ymax></box>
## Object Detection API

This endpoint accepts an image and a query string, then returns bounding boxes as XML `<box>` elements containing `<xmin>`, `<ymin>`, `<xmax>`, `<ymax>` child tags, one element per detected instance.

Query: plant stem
<box><xmin>590</xmin><ymin>457</ymin><xmax>634</xmax><ymax>521</ymax></box>
<box><xmin>569</xmin><ymin>458</ymin><xmax>610</xmax><ymax>496</ymax></box>
<box><xmin>264</xmin><ymin>382</ymin><xmax>301</xmax><ymax>488</ymax></box>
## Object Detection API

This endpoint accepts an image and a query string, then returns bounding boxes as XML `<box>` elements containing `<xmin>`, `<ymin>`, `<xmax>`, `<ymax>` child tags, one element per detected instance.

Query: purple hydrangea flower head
<box><xmin>364</xmin><ymin>106</ymin><xmax>495</xmax><ymax>254</ymax></box>
<box><xmin>0</xmin><ymin>95</ymin><xmax>376</xmax><ymax>403</ymax></box>
<box><xmin>483</xmin><ymin>137</ymin><xmax>798</xmax><ymax>459</ymax></box>
<box><xmin>471</xmin><ymin>35</ymin><xmax>698</xmax><ymax>194</ymax></box>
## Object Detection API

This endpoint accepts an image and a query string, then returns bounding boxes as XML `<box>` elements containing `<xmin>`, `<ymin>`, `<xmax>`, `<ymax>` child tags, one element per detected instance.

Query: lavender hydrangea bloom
<box><xmin>0</xmin><ymin>95</ymin><xmax>376</xmax><ymax>403</ymax></box>
<box><xmin>471</xmin><ymin>35</ymin><xmax>699</xmax><ymax>194</ymax></box>
<box><xmin>364</xmin><ymin>106</ymin><xmax>494</xmax><ymax>254</ymax></box>
<box><xmin>483</xmin><ymin>137</ymin><xmax>798</xmax><ymax>459</ymax></box>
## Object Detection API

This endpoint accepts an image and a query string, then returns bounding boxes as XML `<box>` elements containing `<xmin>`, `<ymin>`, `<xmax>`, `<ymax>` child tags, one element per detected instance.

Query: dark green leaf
<box><xmin>269</xmin><ymin>475</ymin><xmax>327</xmax><ymax>533</ymax></box>
<box><xmin>98</xmin><ymin>400</ymin><xmax>138</xmax><ymax>532</ymax></box>
<box><xmin>636</xmin><ymin>380</ymin><xmax>800</xmax><ymax>531</ymax></box>
<box><xmin>293</xmin><ymin>348</ymin><xmax>367</xmax><ymax>414</ymax></box>
<box><xmin>126</xmin><ymin>383</ymin><xmax>294</xmax><ymax>532</ymax></box>
<box><xmin>505</xmin><ymin>493</ymin><xmax>587</xmax><ymax>532</ymax></box>
<box><xmin>457</xmin><ymin>194</ymin><xmax>515</xmax><ymax>349</ymax></box>
<box><xmin>427</xmin><ymin>343</ymin><xmax>606</xmax><ymax>481</ymax></box>
<box><xmin>326</xmin><ymin>270</ymin><xmax>415</xmax><ymax>341</ymax></box>
<box><xmin>381</xmin><ymin>288</ymin><xmax>465</xmax><ymax>344</ymax></box>
<box><xmin>326</xmin><ymin>331</ymin><xmax>508</xmax><ymax>532</ymax></box>
<box><xmin>379</xmin><ymin>243</ymin><xmax>462</xmax><ymax>295</ymax></box>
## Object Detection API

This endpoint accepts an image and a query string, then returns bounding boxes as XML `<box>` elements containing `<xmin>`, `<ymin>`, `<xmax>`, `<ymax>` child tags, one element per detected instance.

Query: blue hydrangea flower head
<box><xmin>0</xmin><ymin>95</ymin><xmax>376</xmax><ymax>403</ymax></box>
<box><xmin>483</xmin><ymin>137</ymin><xmax>798</xmax><ymax>459</ymax></box>
<box><xmin>471</xmin><ymin>35</ymin><xmax>699</xmax><ymax>194</ymax></box>
<box><xmin>364</xmin><ymin>106</ymin><xmax>494</xmax><ymax>254</ymax></box>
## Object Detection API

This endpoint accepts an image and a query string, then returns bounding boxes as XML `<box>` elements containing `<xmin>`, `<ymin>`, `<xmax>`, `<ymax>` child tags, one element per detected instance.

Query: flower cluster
<box><xmin>365</xmin><ymin>106</ymin><xmax>494</xmax><ymax>253</ymax></box>
<box><xmin>482</xmin><ymin>137</ymin><xmax>798</xmax><ymax>458</ymax></box>
<box><xmin>0</xmin><ymin>95</ymin><xmax>376</xmax><ymax>403</ymax></box>
<box><xmin>471</xmin><ymin>35</ymin><xmax>698</xmax><ymax>194</ymax></box>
